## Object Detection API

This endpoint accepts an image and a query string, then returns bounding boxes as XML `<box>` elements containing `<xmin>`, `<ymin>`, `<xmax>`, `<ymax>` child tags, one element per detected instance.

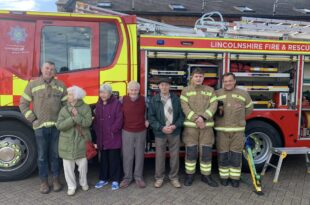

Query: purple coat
<box><xmin>94</xmin><ymin>96</ymin><xmax>123</xmax><ymax>150</ymax></box>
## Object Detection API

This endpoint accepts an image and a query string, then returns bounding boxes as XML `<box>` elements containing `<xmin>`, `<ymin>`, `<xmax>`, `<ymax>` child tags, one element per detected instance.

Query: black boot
<box><xmin>230</xmin><ymin>179</ymin><xmax>240</xmax><ymax>188</ymax></box>
<box><xmin>184</xmin><ymin>174</ymin><xmax>194</xmax><ymax>186</ymax></box>
<box><xmin>201</xmin><ymin>175</ymin><xmax>219</xmax><ymax>187</ymax></box>
<box><xmin>220</xmin><ymin>178</ymin><xmax>229</xmax><ymax>186</ymax></box>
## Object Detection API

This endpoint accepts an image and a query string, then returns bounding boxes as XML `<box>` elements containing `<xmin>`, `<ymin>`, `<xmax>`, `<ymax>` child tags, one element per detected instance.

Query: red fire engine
<box><xmin>0</xmin><ymin>2</ymin><xmax>310</xmax><ymax>181</ymax></box>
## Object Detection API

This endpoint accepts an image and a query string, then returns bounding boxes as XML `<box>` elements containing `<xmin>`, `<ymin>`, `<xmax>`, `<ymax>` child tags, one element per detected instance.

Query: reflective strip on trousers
<box><xmin>187</xmin><ymin>111</ymin><xmax>195</xmax><ymax>120</ymax></box>
<box><xmin>229</xmin><ymin>168</ymin><xmax>241</xmax><ymax>178</ymax></box>
<box><xmin>184</xmin><ymin>121</ymin><xmax>214</xmax><ymax>128</ymax></box>
<box><xmin>34</xmin><ymin>121</ymin><xmax>56</xmax><ymax>130</ymax></box>
<box><xmin>214</xmin><ymin>127</ymin><xmax>245</xmax><ymax>132</ymax></box>
<box><xmin>232</xmin><ymin>94</ymin><xmax>245</xmax><ymax>102</ymax></box>
<box><xmin>185</xmin><ymin>161</ymin><xmax>196</xmax><ymax>174</ymax></box>
<box><xmin>200</xmin><ymin>163</ymin><xmax>211</xmax><ymax>175</ymax></box>
<box><xmin>180</xmin><ymin>95</ymin><xmax>188</xmax><ymax>102</ymax></box>
<box><xmin>219</xmin><ymin>167</ymin><xmax>229</xmax><ymax>178</ymax></box>
<box><xmin>22</xmin><ymin>93</ymin><xmax>32</xmax><ymax>101</ymax></box>
<box><xmin>246</xmin><ymin>101</ymin><xmax>253</xmax><ymax>108</ymax></box>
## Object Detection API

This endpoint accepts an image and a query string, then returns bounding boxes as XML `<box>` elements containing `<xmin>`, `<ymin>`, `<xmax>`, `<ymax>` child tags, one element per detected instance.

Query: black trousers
<box><xmin>99</xmin><ymin>149</ymin><xmax>122</xmax><ymax>182</ymax></box>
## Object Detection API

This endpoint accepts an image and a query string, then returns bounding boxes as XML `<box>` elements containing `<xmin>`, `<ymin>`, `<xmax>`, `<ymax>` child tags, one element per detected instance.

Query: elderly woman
<box><xmin>56</xmin><ymin>86</ymin><xmax>92</xmax><ymax>196</ymax></box>
<box><xmin>120</xmin><ymin>81</ymin><xmax>149</xmax><ymax>189</ymax></box>
<box><xmin>94</xmin><ymin>83</ymin><xmax>123</xmax><ymax>190</ymax></box>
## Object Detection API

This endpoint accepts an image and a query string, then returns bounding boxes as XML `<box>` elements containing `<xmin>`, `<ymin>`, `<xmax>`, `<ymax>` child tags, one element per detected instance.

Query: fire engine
<box><xmin>0</xmin><ymin>2</ymin><xmax>310</xmax><ymax>181</ymax></box>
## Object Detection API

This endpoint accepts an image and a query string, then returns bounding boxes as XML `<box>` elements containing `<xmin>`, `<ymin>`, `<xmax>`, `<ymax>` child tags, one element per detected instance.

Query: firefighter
<box><xmin>180</xmin><ymin>68</ymin><xmax>218</xmax><ymax>187</ymax></box>
<box><xmin>215</xmin><ymin>72</ymin><xmax>253</xmax><ymax>187</ymax></box>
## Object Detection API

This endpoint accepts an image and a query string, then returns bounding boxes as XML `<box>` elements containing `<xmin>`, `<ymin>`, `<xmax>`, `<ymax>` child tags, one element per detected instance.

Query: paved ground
<box><xmin>0</xmin><ymin>155</ymin><xmax>309</xmax><ymax>205</ymax></box>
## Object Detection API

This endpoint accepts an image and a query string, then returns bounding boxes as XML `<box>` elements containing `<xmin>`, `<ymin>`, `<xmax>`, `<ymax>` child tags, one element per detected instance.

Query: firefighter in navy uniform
<box><xmin>215</xmin><ymin>72</ymin><xmax>253</xmax><ymax>187</ymax></box>
<box><xmin>180</xmin><ymin>68</ymin><xmax>218</xmax><ymax>187</ymax></box>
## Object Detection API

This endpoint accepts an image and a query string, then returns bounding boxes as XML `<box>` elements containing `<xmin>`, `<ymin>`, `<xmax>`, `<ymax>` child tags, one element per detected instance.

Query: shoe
<box><xmin>170</xmin><ymin>179</ymin><xmax>181</xmax><ymax>188</ymax></box>
<box><xmin>120</xmin><ymin>180</ymin><xmax>131</xmax><ymax>188</ymax></box>
<box><xmin>40</xmin><ymin>179</ymin><xmax>50</xmax><ymax>194</ymax></box>
<box><xmin>67</xmin><ymin>189</ymin><xmax>76</xmax><ymax>196</ymax></box>
<box><xmin>220</xmin><ymin>178</ymin><xmax>229</xmax><ymax>186</ymax></box>
<box><xmin>111</xmin><ymin>181</ymin><xmax>119</xmax><ymax>190</ymax></box>
<box><xmin>95</xmin><ymin>180</ymin><xmax>108</xmax><ymax>189</ymax></box>
<box><xmin>184</xmin><ymin>174</ymin><xmax>194</xmax><ymax>186</ymax></box>
<box><xmin>82</xmin><ymin>185</ymin><xmax>89</xmax><ymax>191</ymax></box>
<box><xmin>52</xmin><ymin>176</ymin><xmax>63</xmax><ymax>192</ymax></box>
<box><xmin>230</xmin><ymin>179</ymin><xmax>240</xmax><ymax>188</ymax></box>
<box><xmin>201</xmin><ymin>175</ymin><xmax>219</xmax><ymax>187</ymax></box>
<box><xmin>154</xmin><ymin>179</ymin><xmax>164</xmax><ymax>188</ymax></box>
<box><xmin>135</xmin><ymin>179</ymin><xmax>146</xmax><ymax>188</ymax></box>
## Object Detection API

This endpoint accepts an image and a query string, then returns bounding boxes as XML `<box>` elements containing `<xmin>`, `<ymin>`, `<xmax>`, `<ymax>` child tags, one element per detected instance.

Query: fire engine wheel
<box><xmin>0</xmin><ymin>121</ymin><xmax>37</xmax><ymax>181</ymax></box>
<box><xmin>243</xmin><ymin>120</ymin><xmax>282</xmax><ymax>172</ymax></box>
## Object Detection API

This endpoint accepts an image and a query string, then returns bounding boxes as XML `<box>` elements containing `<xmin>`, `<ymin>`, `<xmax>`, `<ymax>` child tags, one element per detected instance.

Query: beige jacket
<box><xmin>19</xmin><ymin>76</ymin><xmax>67</xmax><ymax>129</ymax></box>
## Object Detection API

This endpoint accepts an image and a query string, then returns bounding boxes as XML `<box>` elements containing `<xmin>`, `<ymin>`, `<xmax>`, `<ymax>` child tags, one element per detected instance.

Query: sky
<box><xmin>0</xmin><ymin>0</ymin><xmax>57</xmax><ymax>12</ymax></box>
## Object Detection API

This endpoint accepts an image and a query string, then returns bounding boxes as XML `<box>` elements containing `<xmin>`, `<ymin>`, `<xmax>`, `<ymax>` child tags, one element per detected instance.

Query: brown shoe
<box><xmin>135</xmin><ymin>179</ymin><xmax>146</xmax><ymax>188</ymax></box>
<box><xmin>170</xmin><ymin>179</ymin><xmax>181</xmax><ymax>188</ymax></box>
<box><xmin>40</xmin><ymin>179</ymin><xmax>50</xmax><ymax>194</ymax></box>
<box><xmin>154</xmin><ymin>179</ymin><xmax>164</xmax><ymax>188</ymax></box>
<box><xmin>52</xmin><ymin>176</ymin><xmax>63</xmax><ymax>192</ymax></box>
<box><xmin>120</xmin><ymin>180</ymin><xmax>130</xmax><ymax>188</ymax></box>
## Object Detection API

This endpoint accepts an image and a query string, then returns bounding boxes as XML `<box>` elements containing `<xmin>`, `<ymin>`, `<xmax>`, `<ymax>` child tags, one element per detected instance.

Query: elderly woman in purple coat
<box><xmin>94</xmin><ymin>83</ymin><xmax>123</xmax><ymax>190</ymax></box>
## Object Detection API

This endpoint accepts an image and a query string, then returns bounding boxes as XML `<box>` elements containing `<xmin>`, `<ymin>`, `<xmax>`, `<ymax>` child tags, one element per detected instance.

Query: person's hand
<box><xmin>195</xmin><ymin>116</ymin><xmax>204</xmax><ymax>124</ymax></box>
<box><xmin>168</xmin><ymin>125</ymin><xmax>176</xmax><ymax>131</ymax></box>
<box><xmin>162</xmin><ymin>126</ymin><xmax>173</xmax><ymax>134</ymax></box>
<box><xmin>196</xmin><ymin>121</ymin><xmax>205</xmax><ymax>129</ymax></box>
<box><xmin>94</xmin><ymin>144</ymin><xmax>98</xmax><ymax>149</ymax></box>
<box><xmin>71</xmin><ymin>107</ymin><xmax>78</xmax><ymax>116</ymax></box>
<box><xmin>145</xmin><ymin>120</ymin><xmax>149</xmax><ymax>128</ymax></box>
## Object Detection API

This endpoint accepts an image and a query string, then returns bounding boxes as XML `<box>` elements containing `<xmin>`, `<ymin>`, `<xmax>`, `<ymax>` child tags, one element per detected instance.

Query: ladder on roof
<box><xmin>74</xmin><ymin>1</ymin><xmax>310</xmax><ymax>41</ymax></box>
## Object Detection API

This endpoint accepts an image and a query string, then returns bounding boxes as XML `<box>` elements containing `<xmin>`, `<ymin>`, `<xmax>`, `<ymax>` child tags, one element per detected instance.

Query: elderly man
<box><xmin>19</xmin><ymin>61</ymin><xmax>67</xmax><ymax>194</ymax></box>
<box><xmin>148</xmin><ymin>77</ymin><xmax>184</xmax><ymax>188</ymax></box>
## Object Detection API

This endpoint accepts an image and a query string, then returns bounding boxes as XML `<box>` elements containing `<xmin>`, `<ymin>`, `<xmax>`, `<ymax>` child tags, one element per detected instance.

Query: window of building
<box><xmin>99</xmin><ymin>22</ymin><xmax>119</xmax><ymax>67</ymax></box>
<box><xmin>41</xmin><ymin>26</ymin><xmax>92</xmax><ymax>72</ymax></box>
<box><xmin>234</xmin><ymin>6</ymin><xmax>255</xmax><ymax>13</ymax></box>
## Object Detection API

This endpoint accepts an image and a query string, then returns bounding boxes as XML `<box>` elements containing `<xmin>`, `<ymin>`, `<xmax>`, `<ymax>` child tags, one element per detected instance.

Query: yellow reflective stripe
<box><xmin>230</xmin><ymin>173</ymin><xmax>241</xmax><ymax>177</ymax></box>
<box><xmin>246</xmin><ymin>101</ymin><xmax>253</xmax><ymax>108</ymax></box>
<box><xmin>184</xmin><ymin>121</ymin><xmax>214</xmax><ymax>127</ymax></box>
<box><xmin>186</xmin><ymin>91</ymin><xmax>197</xmax><ymax>96</ymax></box>
<box><xmin>232</xmin><ymin>94</ymin><xmax>245</xmax><ymax>102</ymax></box>
<box><xmin>210</xmin><ymin>96</ymin><xmax>217</xmax><ymax>103</ymax></box>
<box><xmin>220</xmin><ymin>173</ymin><xmax>229</xmax><ymax>176</ymax></box>
<box><xmin>205</xmin><ymin>109</ymin><xmax>213</xmax><ymax>118</ymax></box>
<box><xmin>201</xmin><ymin>91</ymin><xmax>212</xmax><ymax>96</ymax></box>
<box><xmin>185</xmin><ymin>162</ymin><xmax>196</xmax><ymax>167</ymax></box>
<box><xmin>230</xmin><ymin>168</ymin><xmax>241</xmax><ymax>173</ymax></box>
<box><xmin>187</xmin><ymin>111</ymin><xmax>194</xmax><ymax>120</ymax></box>
<box><xmin>61</xmin><ymin>95</ymin><xmax>68</xmax><ymax>101</ymax></box>
<box><xmin>35</xmin><ymin>122</ymin><xmax>56</xmax><ymax>129</ymax></box>
<box><xmin>217</xmin><ymin>95</ymin><xmax>226</xmax><ymax>100</ymax></box>
<box><xmin>24</xmin><ymin>110</ymin><xmax>33</xmax><ymax>118</ymax></box>
<box><xmin>219</xmin><ymin>168</ymin><xmax>229</xmax><ymax>173</ymax></box>
<box><xmin>185</xmin><ymin>162</ymin><xmax>196</xmax><ymax>171</ymax></box>
<box><xmin>22</xmin><ymin>93</ymin><xmax>32</xmax><ymax>101</ymax></box>
<box><xmin>32</xmin><ymin>85</ymin><xmax>45</xmax><ymax>93</ymax></box>
<box><xmin>180</xmin><ymin>95</ymin><xmax>188</xmax><ymax>102</ymax></box>
<box><xmin>214</xmin><ymin>127</ymin><xmax>245</xmax><ymax>132</ymax></box>
<box><xmin>200</xmin><ymin>163</ymin><xmax>211</xmax><ymax>168</ymax></box>
<box><xmin>52</xmin><ymin>85</ymin><xmax>64</xmax><ymax>93</ymax></box>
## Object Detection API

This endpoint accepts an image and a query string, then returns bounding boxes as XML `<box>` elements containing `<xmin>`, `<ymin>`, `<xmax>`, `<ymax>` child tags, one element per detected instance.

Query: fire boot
<box><xmin>201</xmin><ymin>175</ymin><xmax>219</xmax><ymax>187</ymax></box>
<box><xmin>184</xmin><ymin>174</ymin><xmax>194</xmax><ymax>186</ymax></box>
<box><xmin>220</xmin><ymin>178</ymin><xmax>229</xmax><ymax>186</ymax></box>
<box><xmin>53</xmin><ymin>176</ymin><xmax>63</xmax><ymax>192</ymax></box>
<box><xmin>40</xmin><ymin>179</ymin><xmax>50</xmax><ymax>194</ymax></box>
<box><xmin>230</xmin><ymin>179</ymin><xmax>240</xmax><ymax>188</ymax></box>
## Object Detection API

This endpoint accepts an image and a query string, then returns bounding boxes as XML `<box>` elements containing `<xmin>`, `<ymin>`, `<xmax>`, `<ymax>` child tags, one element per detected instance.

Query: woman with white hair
<box><xmin>56</xmin><ymin>86</ymin><xmax>92</xmax><ymax>196</ymax></box>
<box><xmin>120</xmin><ymin>81</ymin><xmax>149</xmax><ymax>189</ymax></box>
<box><xmin>94</xmin><ymin>83</ymin><xmax>123</xmax><ymax>190</ymax></box>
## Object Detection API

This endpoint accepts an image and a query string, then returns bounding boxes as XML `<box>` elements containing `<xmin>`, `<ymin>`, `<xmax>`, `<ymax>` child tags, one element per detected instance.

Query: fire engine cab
<box><xmin>0</xmin><ymin>2</ymin><xmax>310</xmax><ymax>181</ymax></box>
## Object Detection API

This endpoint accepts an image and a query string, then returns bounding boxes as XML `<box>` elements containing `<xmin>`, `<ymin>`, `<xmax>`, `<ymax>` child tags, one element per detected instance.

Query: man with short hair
<box><xmin>180</xmin><ymin>68</ymin><xmax>218</xmax><ymax>187</ymax></box>
<box><xmin>148</xmin><ymin>77</ymin><xmax>184</xmax><ymax>188</ymax></box>
<box><xmin>19</xmin><ymin>61</ymin><xmax>67</xmax><ymax>194</ymax></box>
<box><xmin>215</xmin><ymin>72</ymin><xmax>253</xmax><ymax>187</ymax></box>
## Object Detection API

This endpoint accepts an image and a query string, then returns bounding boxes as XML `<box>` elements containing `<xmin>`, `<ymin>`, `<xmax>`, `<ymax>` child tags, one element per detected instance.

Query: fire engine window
<box><xmin>99</xmin><ymin>22</ymin><xmax>119</xmax><ymax>67</ymax></box>
<box><xmin>41</xmin><ymin>26</ymin><xmax>92</xmax><ymax>72</ymax></box>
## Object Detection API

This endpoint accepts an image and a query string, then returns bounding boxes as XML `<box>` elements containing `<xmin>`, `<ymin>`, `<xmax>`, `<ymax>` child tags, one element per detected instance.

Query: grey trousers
<box><xmin>155</xmin><ymin>135</ymin><xmax>180</xmax><ymax>180</ymax></box>
<box><xmin>122</xmin><ymin>129</ymin><xmax>146</xmax><ymax>181</ymax></box>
